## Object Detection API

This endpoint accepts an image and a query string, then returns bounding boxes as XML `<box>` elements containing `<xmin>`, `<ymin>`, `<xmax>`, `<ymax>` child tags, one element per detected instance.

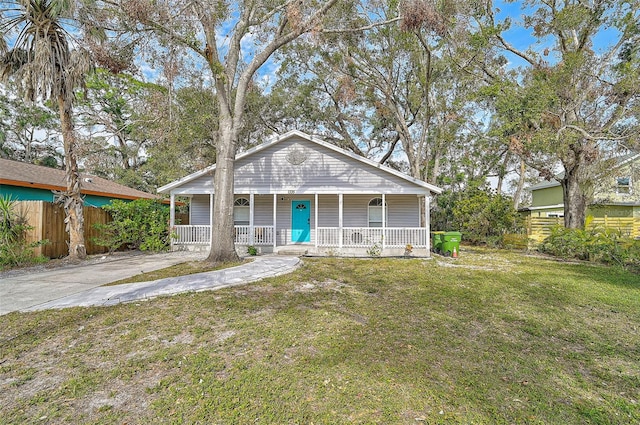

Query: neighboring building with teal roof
<box><xmin>0</xmin><ymin>158</ymin><xmax>159</xmax><ymax>207</ymax></box>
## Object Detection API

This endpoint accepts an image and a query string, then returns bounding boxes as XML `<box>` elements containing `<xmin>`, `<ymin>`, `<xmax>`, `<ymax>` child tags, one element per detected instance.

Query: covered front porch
<box><xmin>158</xmin><ymin>131</ymin><xmax>443</xmax><ymax>257</ymax></box>
<box><xmin>169</xmin><ymin>193</ymin><xmax>432</xmax><ymax>256</ymax></box>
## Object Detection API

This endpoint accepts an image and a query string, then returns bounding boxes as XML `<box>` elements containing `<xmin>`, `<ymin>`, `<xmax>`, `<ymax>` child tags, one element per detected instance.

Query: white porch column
<box><xmin>314</xmin><ymin>193</ymin><xmax>319</xmax><ymax>249</ymax></box>
<box><xmin>339</xmin><ymin>193</ymin><xmax>343</xmax><ymax>249</ymax></box>
<box><xmin>169</xmin><ymin>193</ymin><xmax>175</xmax><ymax>250</ymax></box>
<box><xmin>381</xmin><ymin>193</ymin><xmax>386</xmax><ymax>250</ymax></box>
<box><xmin>249</xmin><ymin>193</ymin><xmax>255</xmax><ymax>245</ymax></box>
<box><xmin>273</xmin><ymin>194</ymin><xmax>277</xmax><ymax>250</ymax></box>
<box><xmin>425</xmin><ymin>195</ymin><xmax>431</xmax><ymax>256</ymax></box>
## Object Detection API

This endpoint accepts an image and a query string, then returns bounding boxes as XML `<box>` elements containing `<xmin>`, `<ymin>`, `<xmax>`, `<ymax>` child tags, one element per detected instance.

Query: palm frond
<box><xmin>0</xmin><ymin>0</ymin><xmax>89</xmax><ymax>102</ymax></box>
<box><xmin>0</xmin><ymin>48</ymin><xmax>29</xmax><ymax>83</ymax></box>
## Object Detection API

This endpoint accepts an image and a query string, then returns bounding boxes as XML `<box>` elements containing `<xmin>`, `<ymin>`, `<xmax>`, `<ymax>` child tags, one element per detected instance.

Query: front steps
<box><xmin>274</xmin><ymin>245</ymin><xmax>311</xmax><ymax>256</ymax></box>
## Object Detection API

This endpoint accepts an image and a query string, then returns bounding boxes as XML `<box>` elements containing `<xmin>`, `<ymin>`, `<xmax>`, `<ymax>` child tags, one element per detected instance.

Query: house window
<box><xmin>233</xmin><ymin>198</ymin><xmax>250</xmax><ymax>226</ymax></box>
<box><xmin>547</xmin><ymin>213</ymin><xmax>564</xmax><ymax>218</ymax></box>
<box><xmin>368</xmin><ymin>198</ymin><xmax>387</xmax><ymax>228</ymax></box>
<box><xmin>617</xmin><ymin>177</ymin><xmax>631</xmax><ymax>194</ymax></box>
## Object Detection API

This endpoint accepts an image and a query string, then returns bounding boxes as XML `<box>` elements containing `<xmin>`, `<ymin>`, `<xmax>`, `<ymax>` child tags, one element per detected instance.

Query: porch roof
<box><xmin>157</xmin><ymin>130</ymin><xmax>442</xmax><ymax>196</ymax></box>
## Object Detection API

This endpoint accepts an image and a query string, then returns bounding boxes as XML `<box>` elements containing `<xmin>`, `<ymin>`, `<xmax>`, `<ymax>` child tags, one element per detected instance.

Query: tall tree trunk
<box><xmin>561</xmin><ymin>165</ymin><xmax>588</xmax><ymax>229</ymax></box>
<box><xmin>429</xmin><ymin>155</ymin><xmax>441</xmax><ymax>186</ymax></box>
<box><xmin>58</xmin><ymin>96</ymin><xmax>87</xmax><ymax>260</ymax></box>
<box><xmin>206</xmin><ymin>118</ymin><xmax>240</xmax><ymax>263</ymax></box>
<box><xmin>496</xmin><ymin>153</ymin><xmax>510</xmax><ymax>195</ymax></box>
<box><xmin>513</xmin><ymin>158</ymin><xmax>526</xmax><ymax>210</ymax></box>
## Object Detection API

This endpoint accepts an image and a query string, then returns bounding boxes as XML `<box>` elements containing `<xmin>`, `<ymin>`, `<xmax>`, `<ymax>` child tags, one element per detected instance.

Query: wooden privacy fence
<box><xmin>14</xmin><ymin>201</ymin><xmax>191</xmax><ymax>258</ymax></box>
<box><xmin>16</xmin><ymin>201</ymin><xmax>112</xmax><ymax>258</ymax></box>
<box><xmin>526</xmin><ymin>216</ymin><xmax>640</xmax><ymax>245</ymax></box>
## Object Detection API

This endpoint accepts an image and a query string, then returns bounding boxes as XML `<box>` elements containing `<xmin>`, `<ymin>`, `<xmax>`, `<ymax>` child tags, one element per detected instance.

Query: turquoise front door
<box><xmin>291</xmin><ymin>200</ymin><xmax>311</xmax><ymax>243</ymax></box>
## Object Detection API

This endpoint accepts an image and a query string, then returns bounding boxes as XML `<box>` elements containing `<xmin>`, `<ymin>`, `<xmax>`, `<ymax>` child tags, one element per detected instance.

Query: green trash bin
<box><xmin>441</xmin><ymin>231</ymin><xmax>461</xmax><ymax>257</ymax></box>
<box><xmin>431</xmin><ymin>231</ymin><xmax>445</xmax><ymax>253</ymax></box>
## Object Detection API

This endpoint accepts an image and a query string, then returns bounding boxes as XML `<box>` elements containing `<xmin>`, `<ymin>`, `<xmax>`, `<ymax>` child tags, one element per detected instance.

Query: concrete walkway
<box><xmin>0</xmin><ymin>253</ymin><xmax>300</xmax><ymax>315</ymax></box>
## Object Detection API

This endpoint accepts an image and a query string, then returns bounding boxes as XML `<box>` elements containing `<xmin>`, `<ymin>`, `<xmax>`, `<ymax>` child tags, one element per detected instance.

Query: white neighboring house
<box><xmin>158</xmin><ymin>130</ymin><xmax>443</xmax><ymax>256</ymax></box>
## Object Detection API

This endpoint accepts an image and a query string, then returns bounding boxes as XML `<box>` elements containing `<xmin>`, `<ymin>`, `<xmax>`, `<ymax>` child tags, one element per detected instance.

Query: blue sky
<box><xmin>494</xmin><ymin>0</ymin><xmax>625</xmax><ymax>69</ymax></box>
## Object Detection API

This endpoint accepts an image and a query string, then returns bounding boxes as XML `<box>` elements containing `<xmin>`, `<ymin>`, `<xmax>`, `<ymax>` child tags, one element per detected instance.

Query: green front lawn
<box><xmin>1</xmin><ymin>249</ymin><xmax>639</xmax><ymax>424</ymax></box>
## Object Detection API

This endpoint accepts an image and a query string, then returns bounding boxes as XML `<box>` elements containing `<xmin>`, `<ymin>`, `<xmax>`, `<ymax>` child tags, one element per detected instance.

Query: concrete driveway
<box><xmin>0</xmin><ymin>252</ymin><xmax>300</xmax><ymax>315</ymax></box>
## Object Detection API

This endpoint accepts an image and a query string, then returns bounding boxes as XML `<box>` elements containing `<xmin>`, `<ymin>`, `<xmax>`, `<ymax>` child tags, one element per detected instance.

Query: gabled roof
<box><xmin>527</xmin><ymin>179</ymin><xmax>561</xmax><ymax>191</ymax></box>
<box><xmin>0</xmin><ymin>158</ymin><xmax>159</xmax><ymax>201</ymax></box>
<box><xmin>157</xmin><ymin>130</ymin><xmax>442</xmax><ymax>194</ymax></box>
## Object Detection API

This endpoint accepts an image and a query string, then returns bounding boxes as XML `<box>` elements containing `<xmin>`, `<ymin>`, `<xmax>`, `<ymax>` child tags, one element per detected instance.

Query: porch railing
<box><xmin>233</xmin><ymin>225</ymin><xmax>274</xmax><ymax>245</ymax></box>
<box><xmin>173</xmin><ymin>225</ymin><xmax>425</xmax><ymax>248</ymax></box>
<box><xmin>172</xmin><ymin>225</ymin><xmax>274</xmax><ymax>246</ymax></box>
<box><xmin>384</xmin><ymin>227</ymin><xmax>427</xmax><ymax>247</ymax></box>
<box><xmin>173</xmin><ymin>225</ymin><xmax>210</xmax><ymax>245</ymax></box>
<box><xmin>317</xmin><ymin>227</ymin><xmax>427</xmax><ymax>248</ymax></box>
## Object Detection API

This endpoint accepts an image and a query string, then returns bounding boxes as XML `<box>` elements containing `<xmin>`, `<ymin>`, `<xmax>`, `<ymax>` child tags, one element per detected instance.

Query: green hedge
<box><xmin>539</xmin><ymin>223</ymin><xmax>640</xmax><ymax>270</ymax></box>
<box><xmin>92</xmin><ymin>199</ymin><xmax>172</xmax><ymax>252</ymax></box>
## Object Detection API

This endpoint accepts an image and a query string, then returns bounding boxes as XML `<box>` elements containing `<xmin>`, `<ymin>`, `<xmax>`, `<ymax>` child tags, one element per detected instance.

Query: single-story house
<box><xmin>0</xmin><ymin>158</ymin><xmax>159</xmax><ymax>207</ymax></box>
<box><xmin>158</xmin><ymin>130</ymin><xmax>442</xmax><ymax>256</ymax></box>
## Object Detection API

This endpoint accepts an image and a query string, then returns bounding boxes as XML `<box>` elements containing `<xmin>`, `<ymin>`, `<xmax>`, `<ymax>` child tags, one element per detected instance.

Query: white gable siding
<box><xmin>234</xmin><ymin>137</ymin><xmax>422</xmax><ymax>194</ymax></box>
<box><xmin>171</xmin><ymin>136</ymin><xmax>431</xmax><ymax>195</ymax></box>
<box><xmin>179</xmin><ymin>174</ymin><xmax>214</xmax><ymax>194</ymax></box>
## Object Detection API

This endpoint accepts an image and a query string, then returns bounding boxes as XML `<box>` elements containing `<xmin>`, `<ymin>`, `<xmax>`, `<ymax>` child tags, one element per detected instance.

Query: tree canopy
<box><xmin>2</xmin><ymin>0</ymin><xmax>638</xmax><ymax>256</ymax></box>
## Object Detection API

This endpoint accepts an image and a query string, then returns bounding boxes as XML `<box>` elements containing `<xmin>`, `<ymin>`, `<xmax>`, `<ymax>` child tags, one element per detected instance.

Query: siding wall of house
<box><xmin>0</xmin><ymin>186</ymin><xmax>55</xmax><ymax>202</ymax></box>
<box><xmin>0</xmin><ymin>185</ymin><xmax>152</xmax><ymax>207</ymax></box>
<box><xmin>531</xmin><ymin>186</ymin><xmax>563</xmax><ymax>207</ymax></box>
<box><xmin>190</xmin><ymin>195</ymin><xmax>211</xmax><ymax>225</ymax></box>
<box><xmin>254</xmin><ymin>195</ymin><xmax>274</xmax><ymax>226</ymax></box>
<box><xmin>276</xmin><ymin>197</ymin><xmax>294</xmax><ymax>245</ymax></box>
<box><xmin>388</xmin><ymin>195</ymin><xmax>420</xmax><ymax>227</ymax></box>
<box><xmin>593</xmin><ymin>162</ymin><xmax>640</xmax><ymax>204</ymax></box>
<box><xmin>318</xmin><ymin>194</ymin><xmax>339</xmax><ymax>227</ymax></box>
<box><xmin>188</xmin><ymin>194</ymin><xmax>420</xmax><ymax>243</ymax></box>
<box><xmin>173</xmin><ymin>136</ymin><xmax>428</xmax><ymax>195</ymax></box>
<box><xmin>83</xmin><ymin>195</ymin><xmax>126</xmax><ymax>208</ymax></box>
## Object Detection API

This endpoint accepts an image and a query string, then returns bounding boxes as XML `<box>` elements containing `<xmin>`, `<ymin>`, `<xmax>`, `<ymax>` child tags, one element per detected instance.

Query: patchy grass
<box><xmin>1</xmin><ymin>249</ymin><xmax>639</xmax><ymax>424</ymax></box>
<box><xmin>103</xmin><ymin>260</ymin><xmax>247</xmax><ymax>286</ymax></box>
